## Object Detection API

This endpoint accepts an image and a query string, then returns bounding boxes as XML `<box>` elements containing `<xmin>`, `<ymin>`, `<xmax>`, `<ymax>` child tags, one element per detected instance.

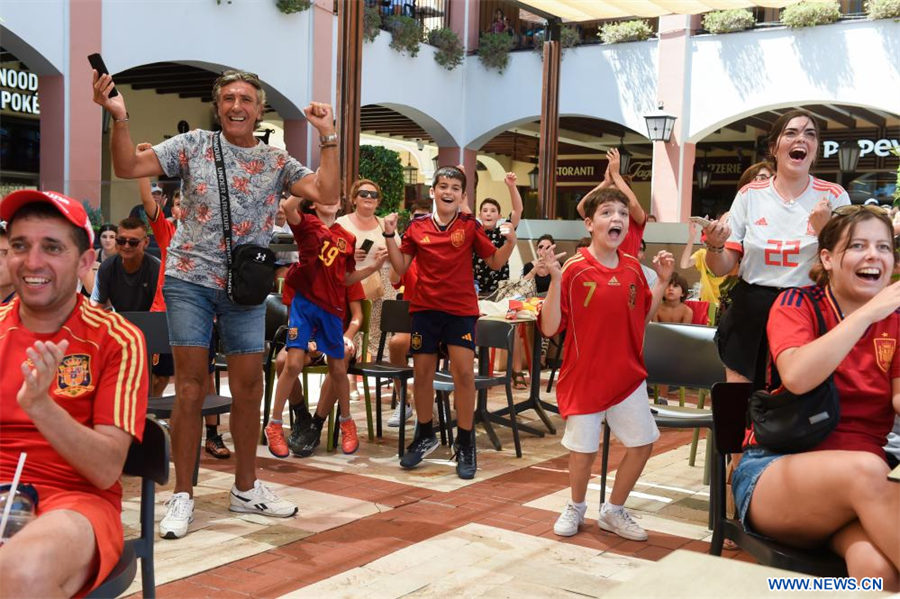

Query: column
<box><xmin>67</xmin><ymin>0</ymin><xmax>103</xmax><ymax>206</ymax></box>
<box><xmin>38</xmin><ymin>75</ymin><xmax>65</xmax><ymax>193</ymax></box>
<box><xmin>436</xmin><ymin>146</ymin><xmax>477</xmax><ymax>210</ymax></box>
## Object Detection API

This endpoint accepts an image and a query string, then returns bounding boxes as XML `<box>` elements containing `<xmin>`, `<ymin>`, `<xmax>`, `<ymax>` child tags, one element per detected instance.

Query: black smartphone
<box><xmin>87</xmin><ymin>53</ymin><xmax>118</xmax><ymax>98</ymax></box>
<box><xmin>359</xmin><ymin>238</ymin><xmax>375</xmax><ymax>254</ymax></box>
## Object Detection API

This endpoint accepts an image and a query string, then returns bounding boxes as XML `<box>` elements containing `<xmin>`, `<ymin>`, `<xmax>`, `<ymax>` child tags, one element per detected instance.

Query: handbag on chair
<box><xmin>748</xmin><ymin>288</ymin><xmax>840</xmax><ymax>454</ymax></box>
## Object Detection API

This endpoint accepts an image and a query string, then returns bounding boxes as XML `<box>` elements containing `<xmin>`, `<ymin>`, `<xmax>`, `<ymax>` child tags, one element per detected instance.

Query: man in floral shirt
<box><xmin>92</xmin><ymin>69</ymin><xmax>339</xmax><ymax>539</ymax></box>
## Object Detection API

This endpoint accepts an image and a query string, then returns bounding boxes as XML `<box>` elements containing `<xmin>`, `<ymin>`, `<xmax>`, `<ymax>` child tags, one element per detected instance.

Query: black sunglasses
<box><xmin>116</xmin><ymin>237</ymin><xmax>142</xmax><ymax>247</ymax></box>
<box><xmin>357</xmin><ymin>190</ymin><xmax>380</xmax><ymax>199</ymax></box>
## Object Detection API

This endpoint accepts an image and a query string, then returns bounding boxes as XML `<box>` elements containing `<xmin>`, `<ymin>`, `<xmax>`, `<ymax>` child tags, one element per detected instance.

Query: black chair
<box><xmin>432</xmin><ymin>318</ymin><xmax>523</xmax><ymax>457</ymax></box>
<box><xmin>87</xmin><ymin>417</ymin><xmax>170</xmax><ymax>599</ymax></box>
<box><xmin>708</xmin><ymin>382</ymin><xmax>848</xmax><ymax>577</ymax></box>
<box><xmin>261</xmin><ymin>293</ymin><xmax>290</xmax><ymax>436</ymax></box>
<box><xmin>348</xmin><ymin>299</ymin><xmax>415</xmax><ymax>456</ymax></box>
<box><xmin>598</xmin><ymin>322</ymin><xmax>724</xmax><ymax>527</ymax></box>
<box><xmin>120</xmin><ymin>311</ymin><xmax>232</xmax><ymax>485</ymax></box>
<box><xmin>545</xmin><ymin>330</ymin><xmax>565</xmax><ymax>393</ymax></box>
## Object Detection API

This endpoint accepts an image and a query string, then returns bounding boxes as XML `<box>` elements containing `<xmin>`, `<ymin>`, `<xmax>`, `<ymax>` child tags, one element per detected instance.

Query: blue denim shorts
<box><xmin>732</xmin><ymin>446</ymin><xmax>786</xmax><ymax>529</ymax></box>
<box><xmin>162</xmin><ymin>275</ymin><xmax>265</xmax><ymax>355</ymax></box>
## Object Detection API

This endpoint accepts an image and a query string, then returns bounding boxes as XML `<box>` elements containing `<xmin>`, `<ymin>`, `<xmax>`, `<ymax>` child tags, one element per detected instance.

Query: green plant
<box><xmin>599</xmin><ymin>20</ymin><xmax>654</xmax><ymax>44</ymax></box>
<box><xmin>358</xmin><ymin>145</ymin><xmax>405</xmax><ymax>215</ymax></box>
<box><xmin>702</xmin><ymin>9</ymin><xmax>756</xmax><ymax>33</ymax></box>
<box><xmin>780</xmin><ymin>1</ymin><xmax>841</xmax><ymax>27</ymax></box>
<box><xmin>385</xmin><ymin>15</ymin><xmax>424</xmax><ymax>57</ymax></box>
<box><xmin>275</xmin><ymin>0</ymin><xmax>311</xmax><ymax>14</ymax></box>
<box><xmin>891</xmin><ymin>148</ymin><xmax>900</xmax><ymax>205</ymax></box>
<box><xmin>81</xmin><ymin>200</ymin><xmax>104</xmax><ymax>232</ymax></box>
<box><xmin>866</xmin><ymin>0</ymin><xmax>900</xmax><ymax>19</ymax></box>
<box><xmin>427</xmin><ymin>27</ymin><xmax>464</xmax><ymax>71</ymax></box>
<box><xmin>478</xmin><ymin>32</ymin><xmax>515</xmax><ymax>74</ymax></box>
<box><xmin>533</xmin><ymin>25</ymin><xmax>581</xmax><ymax>59</ymax></box>
<box><xmin>363</xmin><ymin>6</ymin><xmax>382</xmax><ymax>42</ymax></box>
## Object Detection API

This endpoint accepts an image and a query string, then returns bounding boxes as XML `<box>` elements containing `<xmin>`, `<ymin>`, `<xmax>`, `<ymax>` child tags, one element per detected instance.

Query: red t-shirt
<box><xmin>399</xmin><ymin>213</ymin><xmax>496</xmax><ymax>316</ymax></box>
<box><xmin>148</xmin><ymin>209</ymin><xmax>175</xmax><ymax>312</ymax></box>
<box><xmin>751</xmin><ymin>285</ymin><xmax>900</xmax><ymax>457</ymax></box>
<box><xmin>0</xmin><ymin>296</ymin><xmax>148</xmax><ymax>512</ymax></box>
<box><xmin>285</xmin><ymin>215</ymin><xmax>357</xmax><ymax>318</ymax></box>
<box><xmin>621</xmin><ymin>214</ymin><xmax>645</xmax><ymax>259</ymax></box>
<box><xmin>540</xmin><ymin>247</ymin><xmax>652</xmax><ymax>417</ymax></box>
<box><xmin>392</xmin><ymin>259</ymin><xmax>419</xmax><ymax>303</ymax></box>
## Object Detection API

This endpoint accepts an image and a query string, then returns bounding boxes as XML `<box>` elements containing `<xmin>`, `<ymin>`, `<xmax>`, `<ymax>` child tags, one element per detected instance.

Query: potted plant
<box><xmin>533</xmin><ymin>25</ymin><xmax>581</xmax><ymax>59</ymax></box>
<box><xmin>385</xmin><ymin>15</ymin><xmax>424</xmax><ymax>57</ymax></box>
<box><xmin>866</xmin><ymin>0</ymin><xmax>900</xmax><ymax>19</ymax></box>
<box><xmin>478</xmin><ymin>32</ymin><xmax>515</xmax><ymax>74</ymax></box>
<box><xmin>358</xmin><ymin>145</ymin><xmax>405</xmax><ymax>215</ymax></box>
<box><xmin>428</xmin><ymin>27</ymin><xmax>464</xmax><ymax>71</ymax></box>
<box><xmin>780</xmin><ymin>1</ymin><xmax>841</xmax><ymax>28</ymax></box>
<box><xmin>598</xmin><ymin>20</ymin><xmax>654</xmax><ymax>44</ymax></box>
<box><xmin>275</xmin><ymin>0</ymin><xmax>311</xmax><ymax>14</ymax></box>
<box><xmin>363</xmin><ymin>5</ymin><xmax>382</xmax><ymax>42</ymax></box>
<box><xmin>702</xmin><ymin>9</ymin><xmax>756</xmax><ymax>33</ymax></box>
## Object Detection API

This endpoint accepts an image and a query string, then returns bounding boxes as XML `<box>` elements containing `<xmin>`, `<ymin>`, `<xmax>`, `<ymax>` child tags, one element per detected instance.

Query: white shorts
<box><xmin>561</xmin><ymin>382</ymin><xmax>660</xmax><ymax>453</ymax></box>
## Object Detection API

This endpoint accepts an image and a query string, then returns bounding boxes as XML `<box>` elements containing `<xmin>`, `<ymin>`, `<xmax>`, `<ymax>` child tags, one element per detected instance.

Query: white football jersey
<box><xmin>726</xmin><ymin>176</ymin><xmax>849</xmax><ymax>288</ymax></box>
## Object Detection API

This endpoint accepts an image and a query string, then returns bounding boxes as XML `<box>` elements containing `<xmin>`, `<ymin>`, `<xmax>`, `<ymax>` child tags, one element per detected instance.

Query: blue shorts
<box><xmin>732</xmin><ymin>446</ymin><xmax>786</xmax><ymax>530</ymax></box>
<box><xmin>410</xmin><ymin>310</ymin><xmax>477</xmax><ymax>354</ymax></box>
<box><xmin>162</xmin><ymin>275</ymin><xmax>265</xmax><ymax>355</ymax></box>
<box><xmin>287</xmin><ymin>293</ymin><xmax>344</xmax><ymax>359</ymax></box>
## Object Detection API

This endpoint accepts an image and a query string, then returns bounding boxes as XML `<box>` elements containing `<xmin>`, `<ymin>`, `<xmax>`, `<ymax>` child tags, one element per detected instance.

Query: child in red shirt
<box><xmin>383</xmin><ymin>166</ymin><xmax>516</xmax><ymax>479</ymax></box>
<box><xmin>540</xmin><ymin>188</ymin><xmax>672</xmax><ymax>541</ymax></box>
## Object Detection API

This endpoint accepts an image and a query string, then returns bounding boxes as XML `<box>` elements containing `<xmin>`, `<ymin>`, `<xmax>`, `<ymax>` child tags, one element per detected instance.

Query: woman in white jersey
<box><xmin>703</xmin><ymin>109</ymin><xmax>850</xmax><ymax>386</ymax></box>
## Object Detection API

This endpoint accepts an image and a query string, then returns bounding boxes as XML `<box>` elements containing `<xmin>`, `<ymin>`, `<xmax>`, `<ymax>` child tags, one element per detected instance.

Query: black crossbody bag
<box><xmin>748</xmin><ymin>287</ymin><xmax>840</xmax><ymax>453</ymax></box>
<box><xmin>213</xmin><ymin>132</ymin><xmax>276</xmax><ymax>306</ymax></box>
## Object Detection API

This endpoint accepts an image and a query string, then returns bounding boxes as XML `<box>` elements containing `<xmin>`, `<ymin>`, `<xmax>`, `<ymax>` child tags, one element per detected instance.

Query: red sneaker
<box><xmin>265</xmin><ymin>421</ymin><xmax>289</xmax><ymax>458</ymax></box>
<box><xmin>340</xmin><ymin>418</ymin><xmax>359</xmax><ymax>455</ymax></box>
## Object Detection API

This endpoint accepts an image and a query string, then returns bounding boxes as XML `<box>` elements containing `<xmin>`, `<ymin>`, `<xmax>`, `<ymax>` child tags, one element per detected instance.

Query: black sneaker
<box><xmin>289</xmin><ymin>423</ymin><xmax>321</xmax><ymax>458</ymax></box>
<box><xmin>399</xmin><ymin>435</ymin><xmax>439</xmax><ymax>469</ymax></box>
<box><xmin>452</xmin><ymin>441</ymin><xmax>477</xmax><ymax>479</ymax></box>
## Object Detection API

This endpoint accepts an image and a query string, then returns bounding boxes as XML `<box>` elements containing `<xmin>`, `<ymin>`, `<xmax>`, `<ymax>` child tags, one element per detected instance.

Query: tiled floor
<box><xmin>123</xmin><ymin>377</ymin><xmax>750</xmax><ymax>598</ymax></box>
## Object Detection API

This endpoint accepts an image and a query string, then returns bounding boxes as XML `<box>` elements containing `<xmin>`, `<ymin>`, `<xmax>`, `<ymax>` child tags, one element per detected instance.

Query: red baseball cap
<box><xmin>1</xmin><ymin>190</ymin><xmax>95</xmax><ymax>246</ymax></box>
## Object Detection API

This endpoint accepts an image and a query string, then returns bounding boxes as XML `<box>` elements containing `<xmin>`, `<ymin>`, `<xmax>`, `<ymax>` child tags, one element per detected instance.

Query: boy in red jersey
<box><xmin>267</xmin><ymin>195</ymin><xmax>385</xmax><ymax>458</ymax></box>
<box><xmin>382</xmin><ymin>166</ymin><xmax>516</xmax><ymax>479</ymax></box>
<box><xmin>540</xmin><ymin>188</ymin><xmax>673</xmax><ymax>541</ymax></box>
<box><xmin>0</xmin><ymin>190</ymin><xmax>148</xmax><ymax>597</ymax></box>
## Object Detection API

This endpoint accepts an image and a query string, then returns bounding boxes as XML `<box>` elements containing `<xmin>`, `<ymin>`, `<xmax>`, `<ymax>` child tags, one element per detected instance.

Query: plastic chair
<box><xmin>86</xmin><ymin>417</ymin><xmax>170</xmax><ymax>599</ymax></box>
<box><xmin>348</xmin><ymin>300</ymin><xmax>415</xmax><ymax>456</ymax></box>
<box><xmin>432</xmin><ymin>319</ymin><xmax>523</xmax><ymax>457</ymax></box>
<box><xmin>120</xmin><ymin>311</ymin><xmax>232</xmax><ymax>485</ymax></box>
<box><xmin>708</xmin><ymin>382</ymin><xmax>848</xmax><ymax>576</ymax></box>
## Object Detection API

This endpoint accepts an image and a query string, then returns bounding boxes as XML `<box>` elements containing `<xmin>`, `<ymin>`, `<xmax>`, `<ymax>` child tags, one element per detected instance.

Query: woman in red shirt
<box><xmin>732</xmin><ymin>206</ymin><xmax>900</xmax><ymax>588</ymax></box>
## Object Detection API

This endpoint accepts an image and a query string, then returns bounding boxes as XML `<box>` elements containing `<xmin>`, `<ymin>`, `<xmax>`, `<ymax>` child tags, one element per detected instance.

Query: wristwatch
<box><xmin>319</xmin><ymin>133</ymin><xmax>338</xmax><ymax>144</ymax></box>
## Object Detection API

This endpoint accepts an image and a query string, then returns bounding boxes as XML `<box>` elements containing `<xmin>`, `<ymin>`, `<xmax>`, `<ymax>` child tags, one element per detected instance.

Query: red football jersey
<box><xmin>286</xmin><ymin>215</ymin><xmax>357</xmax><ymax>318</ymax></box>
<box><xmin>621</xmin><ymin>214</ymin><xmax>645</xmax><ymax>259</ymax></box>
<box><xmin>0</xmin><ymin>296</ymin><xmax>148</xmax><ymax>512</ymax></box>
<box><xmin>752</xmin><ymin>285</ymin><xmax>900</xmax><ymax>457</ymax></box>
<box><xmin>540</xmin><ymin>248</ymin><xmax>652</xmax><ymax>417</ymax></box>
<box><xmin>148</xmin><ymin>209</ymin><xmax>175</xmax><ymax>312</ymax></box>
<box><xmin>399</xmin><ymin>213</ymin><xmax>496</xmax><ymax>316</ymax></box>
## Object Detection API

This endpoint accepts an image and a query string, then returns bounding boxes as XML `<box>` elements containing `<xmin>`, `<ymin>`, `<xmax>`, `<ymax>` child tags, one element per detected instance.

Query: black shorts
<box><xmin>410</xmin><ymin>310</ymin><xmax>477</xmax><ymax>354</ymax></box>
<box><xmin>714</xmin><ymin>280</ymin><xmax>782</xmax><ymax>388</ymax></box>
<box><xmin>151</xmin><ymin>353</ymin><xmax>174</xmax><ymax>377</ymax></box>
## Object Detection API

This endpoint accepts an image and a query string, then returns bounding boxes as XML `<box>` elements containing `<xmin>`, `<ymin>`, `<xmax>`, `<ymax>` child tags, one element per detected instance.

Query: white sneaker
<box><xmin>159</xmin><ymin>492</ymin><xmax>194</xmax><ymax>539</ymax></box>
<box><xmin>349</xmin><ymin>390</ymin><xmax>360</xmax><ymax>401</ymax></box>
<box><xmin>387</xmin><ymin>402</ymin><xmax>413</xmax><ymax>427</ymax></box>
<box><xmin>598</xmin><ymin>504</ymin><xmax>648</xmax><ymax>541</ymax></box>
<box><xmin>229</xmin><ymin>480</ymin><xmax>298</xmax><ymax>518</ymax></box>
<box><xmin>553</xmin><ymin>500</ymin><xmax>587</xmax><ymax>537</ymax></box>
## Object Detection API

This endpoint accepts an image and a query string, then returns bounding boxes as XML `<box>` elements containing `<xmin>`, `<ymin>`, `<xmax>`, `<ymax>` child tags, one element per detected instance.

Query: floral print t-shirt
<box><xmin>153</xmin><ymin>130</ymin><xmax>312</xmax><ymax>290</ymax></box>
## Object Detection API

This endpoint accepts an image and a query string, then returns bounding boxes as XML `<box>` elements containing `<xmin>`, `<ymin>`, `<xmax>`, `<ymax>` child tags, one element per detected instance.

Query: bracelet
<box><xmin>319</xmin><ymin>142</ymin><xmax>337</xmax><ymax>149</ymax></box>
<box><xmin>319</xmin><ymin>133</ymin><xmax>338</xmax><ymax>144</ymax></box>
<box><xmin>706</xmin><ymin>244</ymin><xmax>725</xmax><ymax>253</ymax></box>
<box><xmin>382</xmin><ymin>231</ymin><xmax>395</xmax><ymax>238</ymax></box>
<box><xmin>113</xmin><ymin>112</ymin><xmax>129</xmax><ymax>123</ymax></box>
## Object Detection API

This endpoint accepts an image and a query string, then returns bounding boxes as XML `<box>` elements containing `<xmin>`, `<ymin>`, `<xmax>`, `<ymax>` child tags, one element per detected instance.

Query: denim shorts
<box><xmin>732</xmin><ymin>446</ymin><xmax>786</xmax><ymax>529</ymax></box>
<box><xmin>162</xmin><ymin>275</ymin><xmax>265</xmax><ymax>355</ymax></box>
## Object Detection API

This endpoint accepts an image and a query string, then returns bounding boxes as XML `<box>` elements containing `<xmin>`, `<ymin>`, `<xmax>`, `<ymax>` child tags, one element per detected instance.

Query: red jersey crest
<box><xmin>874</xmin><ymin>335</ymin><xmax>895</xmax><ymax>373</ymax></box>
<box><xmin>336</xmin><ymin>237</ymin><xmax>349</xmax><ymax>253</ymax></box>
<box><xmin>450</xmin><ymin>229</ymin><xmax>466</xmax><ymax>248</ymax></box>
<box><xmin>56</xmin><ymin>354</ymin><xmax>94</xmax><ymax>397</ymax></box>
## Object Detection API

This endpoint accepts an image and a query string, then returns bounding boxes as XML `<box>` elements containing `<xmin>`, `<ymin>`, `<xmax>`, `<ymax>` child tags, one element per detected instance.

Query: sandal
<box><xmin>512</xmin><ymin>371</ymin><xmax>529</xmax><ymax>390</ymax></box>
<box><xmin>205</xmin><ymin>434</ymin><xmax>231</xmax><ymax>459</ymax></box>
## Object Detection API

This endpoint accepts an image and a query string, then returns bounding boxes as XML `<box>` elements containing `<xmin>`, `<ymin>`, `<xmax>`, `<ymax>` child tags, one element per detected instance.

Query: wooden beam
<box><xmin>808</xmin><ymin>105</ymin><xmax>855</xmax><ymax>129</ymax></box>
<box><xmin>841</xmin><ymin>106</ymin><xmax>885</xmax><ymax>128</ymax></box>
<box><xmin>538</xmin><ymin>29</ymin><xmax>561</xmax><ymax>219</ymax></box>
<box><xmin>337</xmin><ymin>0</ymin><xmax>364</xmax><ymax>204</ymax></box>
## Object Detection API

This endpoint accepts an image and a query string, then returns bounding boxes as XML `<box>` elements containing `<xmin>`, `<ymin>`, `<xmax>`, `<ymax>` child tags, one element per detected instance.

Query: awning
<box><xmin>516</xmin><ymin>1</ymin><xmax>797</xmax><ymax>21</ymax></box>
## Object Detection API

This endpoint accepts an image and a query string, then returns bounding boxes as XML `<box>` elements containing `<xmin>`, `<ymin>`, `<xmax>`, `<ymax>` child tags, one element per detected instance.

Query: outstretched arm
<box><xmin>381</xmin><ymin>213</ymin><xmax>413</xmax><ymax>276</ymax></box>
<box><xmin>680</xmin><ymin>221</ymin><xmax>698</xmax><ymax>270</ymax></box>
<box><xmin>576</xmin><ymin>162</ymin><xmax>613</xmax><ymax>218</ymax></box>
<box><xmin>607</xmin><ymin>148</ymin><xmax>644</xmax><ymax>225</ymax></box>
<box><xmin>289</xmin><ymin>103</ymin><xmax>339</xmax><ymax>206</ymax></box>
<box><xmin>538</xmin><ymin>245</ymin><xmax>564</xmax><ymax>336</ymax></box>
<box><xmin>484</xmin><ymin>227</ymin><xmax>517</xmax><ymax>270</ymax></box>
<box><xmin>505</xmin><ymin>172</ymin><xmax>524</xmax><ymax>228</ymax></box>
<box><xmin>647</xmin><ymin>251</ymin><xmax>674</xmax><ymax>323</ymax></box>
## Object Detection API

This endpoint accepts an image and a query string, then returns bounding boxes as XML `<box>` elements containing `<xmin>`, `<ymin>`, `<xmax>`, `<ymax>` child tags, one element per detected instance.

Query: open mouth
<box><xmin>22</xmin><ymin>276</ymin><xmax>50</xmax><ymax>287</ymax></box>
<box><xmin>788</xmin><ymin>147</ymin><xmax>807</xmax><ymax>161</ymax></box>
<box><xmin>228</xmin><ymin>115</ymin><xmax>246</xmax><ymax>122</ymax></box>
<box><xmin>856</xmin><ymin>267</ymin><xmax>881</xmax><ymax>281</ymax></box>
<box><xmin>608</xmin><ymin>224</ymin><xmax>623</xmax><ymax>240</ymax></box>
<box><xmin>439</xmin><ymin>195</ymin><xmax>455</xmax><ymax>205</ymax></box>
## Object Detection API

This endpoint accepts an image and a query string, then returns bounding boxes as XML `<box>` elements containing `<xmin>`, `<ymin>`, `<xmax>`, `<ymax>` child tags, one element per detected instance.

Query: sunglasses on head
<box><xmin>116</xmin><ymin>237</ymin><xmax>143</xmax><ymax>247</ymax></box>
<box><xmin>357</xmin><ymin>190</ymin><xmax>380</xmax><ymax>199</ymax></box>
<box><xmin>754</xmin><ymin>173</ymin><xmax>771</xmax><ymax>181</ymax></box>
<box><xmin>832</xmin><ymin>204</ymin><xmax>886</xmax><ymax>217</ymax></box>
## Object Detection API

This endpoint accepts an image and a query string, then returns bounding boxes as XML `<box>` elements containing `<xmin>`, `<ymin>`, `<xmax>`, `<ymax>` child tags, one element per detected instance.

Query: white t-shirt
<box><xmin>725</xmin><ymin>176</ymin><xmax>849</xmax><ymax>288</ymax></box>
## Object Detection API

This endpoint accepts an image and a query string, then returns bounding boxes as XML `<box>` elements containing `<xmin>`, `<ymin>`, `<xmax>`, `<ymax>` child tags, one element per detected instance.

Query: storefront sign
<box><xmin>555</xmin><ymin>159</ymin><xmax>602</xmax><ymax>183</ymax></box>
<box><xmin>822</xmin><ymin>138</ymin><xmax>900</xmax><ymax>159</ymax></box>
<box><xmin>0</xmin><ymin>67</ymin><xmax>40</xmax><ymax>115</ymax></box>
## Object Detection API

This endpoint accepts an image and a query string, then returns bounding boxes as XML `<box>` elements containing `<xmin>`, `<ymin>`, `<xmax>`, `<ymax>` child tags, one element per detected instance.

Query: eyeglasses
<box><xmin>357</xmin><ymin>190</ymin><xmax>380</xmax><ymax>199</ymax></box>
<box><xmin>116</xmin><ymin>237</ymin><xmax>143</xmax><ymax>247</ymax></box>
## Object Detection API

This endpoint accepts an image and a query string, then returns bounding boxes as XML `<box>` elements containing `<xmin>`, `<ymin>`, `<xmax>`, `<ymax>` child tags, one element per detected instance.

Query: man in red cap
<box><xmin>0</xmin><ymin>190</ymin><xmax>148</xmax><ymax>597</ymax></box>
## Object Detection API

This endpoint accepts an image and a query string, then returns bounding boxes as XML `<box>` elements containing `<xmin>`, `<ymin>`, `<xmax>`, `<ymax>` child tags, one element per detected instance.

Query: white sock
<box><xmin>339</xmin><ymin>414</ymin><xmax>352</xmax><ymax>423</ymax></box>
<box><xmin>571</xmin><ymin>500</ymin><xmax>587</xmax><ymax>512</ymax></box>
<box><xmin>602</xmin><ymin>502</ymin><xmax>624</xmax><ymax>514</ymax></box>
